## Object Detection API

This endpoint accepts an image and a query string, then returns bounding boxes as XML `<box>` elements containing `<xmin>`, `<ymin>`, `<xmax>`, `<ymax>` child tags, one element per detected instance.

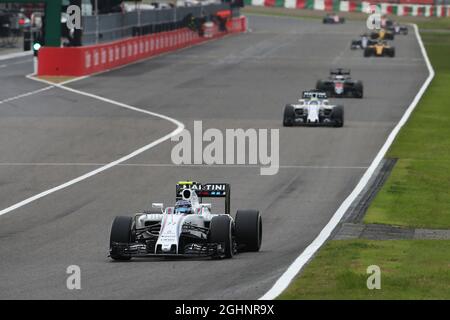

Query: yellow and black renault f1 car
<box><xmin>370</xmin><ymin>28</ymin><xmax>395</xmax><ymax>41</ymax></box>
<box><xmin>364</xmin><ymin>40</ymin><xmax>395</xmax><ymax>58</ymax></box>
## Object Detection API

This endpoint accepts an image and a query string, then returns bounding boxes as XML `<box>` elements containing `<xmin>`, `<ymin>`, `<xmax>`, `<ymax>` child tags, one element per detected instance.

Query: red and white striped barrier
<box><xmin>38</xmin><ymin>16</ymin><xmax>247</xmax><ymax>77</ymax></box>
<box><xmin>245</xmin><ymin>0</ymin><xmax>450</xmax><ymax>17</ymax></box>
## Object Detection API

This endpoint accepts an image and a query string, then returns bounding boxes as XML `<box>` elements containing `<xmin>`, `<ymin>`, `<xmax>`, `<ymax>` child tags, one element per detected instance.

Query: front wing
<box><xmin>110</xmin><ymin>241</ymin><xmax>225</xmax><ymax>258</ymax></box>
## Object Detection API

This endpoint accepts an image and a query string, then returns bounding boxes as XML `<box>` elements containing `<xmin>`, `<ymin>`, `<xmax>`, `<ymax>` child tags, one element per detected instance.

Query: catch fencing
<box><xmin>81</xmin><ymin>3</ymin><xmax>235</xmax><ymax>45</ymax></box>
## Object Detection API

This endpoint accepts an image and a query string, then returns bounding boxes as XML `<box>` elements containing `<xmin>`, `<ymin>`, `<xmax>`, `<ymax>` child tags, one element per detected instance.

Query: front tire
<box><xmin>283</xmin><ymin>104</ymin><xmax>295</xmax><ymax>127</ymax></box>
<box><xmin>209</xmin><ymin>215</ymin><xmax>234</xmax><ymax>258</ymax></box>
<box><xmin>235</xmin><ymin>210</ymin><xmax>262</xmax><ymax>252</ymax></box>
<box><xmin>332</xmin><ymin>105</ymin><xmax>344</xmax><ymax>127</ymax></box>
<box><xmin>110</xmin><ymin>216</ymin><xmax>135</xmax><ymax>261</ymax></box>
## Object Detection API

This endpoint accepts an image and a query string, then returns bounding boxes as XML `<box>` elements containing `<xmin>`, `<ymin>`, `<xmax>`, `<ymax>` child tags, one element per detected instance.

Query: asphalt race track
<box><xmin>0</xmin><ymin>15</ymin><xmax>428</xmax><ymax>299</ymax></box>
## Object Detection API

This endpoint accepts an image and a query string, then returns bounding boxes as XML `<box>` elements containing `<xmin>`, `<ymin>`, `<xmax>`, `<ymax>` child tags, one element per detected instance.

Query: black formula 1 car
<box><xmin>283</xmin><ymin>90</ymin><xmax>344</xmax><ymax>127</ymax></box>
<box><xmin>364</xmin><ymin>40</ymin><xmax>395</xmax><ymax>58</ymax></box>
<box><xmin>109</xmin><ymin>181</ymin><xmax>262</xmax><ymax>260</ymax></box>
<box><xmin>316</xmin><ymin>68</ymin><xmax>363</xmax><ymax>98</ymax></box>
<box><xmin>323</xmin><ymin>13</ymin><xmax>345</xmax><ymax>24</ymax></box>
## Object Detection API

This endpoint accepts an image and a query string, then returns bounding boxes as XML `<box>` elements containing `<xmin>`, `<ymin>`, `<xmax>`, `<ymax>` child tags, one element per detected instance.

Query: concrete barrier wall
<box><xmin>38</xmin><ymin>16</ymin><xmax>247</xmax><ymax>77</ymax></box>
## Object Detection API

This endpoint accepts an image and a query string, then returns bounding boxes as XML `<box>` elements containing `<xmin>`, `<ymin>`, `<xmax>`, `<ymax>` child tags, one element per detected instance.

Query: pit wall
<box><xmin>245</xmin><ymin>1</ymin><xmax>450</xmax><ymax>17</ymax></box>
<box><xmin>37</xmin><ymin>16</ymin><xmax>247</xmax><ymax>77</ymax></box>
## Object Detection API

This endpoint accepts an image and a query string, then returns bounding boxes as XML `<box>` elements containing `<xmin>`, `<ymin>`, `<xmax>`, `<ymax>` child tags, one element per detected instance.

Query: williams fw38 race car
<box><xmin>323</xmin><ymin>13</ymin><xmax>345</xmax><ymax>24</ymax></box>
<box><xmin>316</xmin><ymin>68</ymin><xmax>363</xmax><ymax>98</ymax></box>
<box><xmin>351</xmin><ymin>34</ymin><xmax>376</xmax><ymax>50</ymax></box>
<box><xmin>109</xmin><ymin>181</ymin><xmax>262</xmax><ymax>260</ymax></box>
<box><xmin>364</xmin><ymin>40</ymin><xmax>395</xmax><ymax>57</ymax></box>
<box><xmin>283</xmin><ymin>90</ymin><xmax>344</xmax><ymax>127</ymax></box>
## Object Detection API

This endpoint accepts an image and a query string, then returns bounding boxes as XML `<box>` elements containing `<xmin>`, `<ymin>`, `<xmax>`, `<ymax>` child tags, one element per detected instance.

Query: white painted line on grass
<box><xmin>259</xmin><ymin>23</ymin><xmax>435</xmax><ymax>300</ymax></box>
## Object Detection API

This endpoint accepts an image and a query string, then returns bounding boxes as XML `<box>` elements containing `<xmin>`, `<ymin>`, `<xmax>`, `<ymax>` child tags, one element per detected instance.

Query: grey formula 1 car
<box><xmin>283</xmin><ymin>90</ymin><xmax>344</xmax><ymax>127</ymax></box>
<box><xmin>316</xmin><ymin>68</ymin><xmax>363</xmax><ymax>98</ymax></box>
<box><xmin>323</xmin><ymin>13</ymin><xmax>345</xmax><ymax>24</ymax></box>
<box><xmin>109</xmin><ymin>181</ymin><xmax>262</xmax><ymax>260</ymax></box>
<box><xmin>351</xmin><ymin>34</ymin><xmax>377</xmax><ymax>50</ymax></box>
<box><xmin>385</xmin><ymin>19</ymin><xmax>408</xmax><ymax>35</ymax></box>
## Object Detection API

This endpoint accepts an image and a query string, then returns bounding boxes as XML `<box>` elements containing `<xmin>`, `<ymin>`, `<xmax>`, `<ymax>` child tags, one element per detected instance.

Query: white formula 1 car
<box><xmin>109</xmin><ymin>181</ymin><xmax>262</xmax><ymax>260</ymax></box>
<box><xmin>283</xmin><ymin>90</ymin><xmax>344</xmax><ymax>127</ymax></box>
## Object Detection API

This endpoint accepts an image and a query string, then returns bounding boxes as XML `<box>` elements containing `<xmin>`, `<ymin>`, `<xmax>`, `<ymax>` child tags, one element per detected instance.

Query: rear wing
<box><xmin>302</xmin><ymin>90</ymin><xmax>327</xmax><ymax>99</ymax></box>
<box><xmin>176</xmin><ymin>181</ymin><xmax>231</xmax><ymax>215</ymax></box>
<box><xmin>330</xmin><ymin>68</ymin><xmax>350</xmax><ymax>75</ymax></box>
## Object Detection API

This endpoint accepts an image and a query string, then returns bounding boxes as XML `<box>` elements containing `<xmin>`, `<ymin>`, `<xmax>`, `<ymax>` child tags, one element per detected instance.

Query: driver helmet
<box><xmin>175</xmin><ymin>199</ymin><xmax>193</xmax><ymax>214</ymax></box>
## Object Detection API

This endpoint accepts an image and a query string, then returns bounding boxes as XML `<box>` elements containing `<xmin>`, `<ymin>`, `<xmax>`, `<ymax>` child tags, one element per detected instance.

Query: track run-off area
<box><xmin>0</xmin><ymin>15</ymin><xmax>428</xmax><ymax>299</ymax></box>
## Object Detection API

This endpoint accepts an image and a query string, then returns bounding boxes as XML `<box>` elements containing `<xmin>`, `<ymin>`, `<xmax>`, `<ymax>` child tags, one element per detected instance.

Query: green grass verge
<box><xmin>364</xmin><ymin>32</ymin><xmax>450</xmax><ymax>229</ymax></box>
<box><xmin>246</xmin><ymin>7</ymin><xmax>450</xmax><ymax>229</ymax></box>
<box><xmin>278</xmin><ymin>240</ymin><xmax>450</xmax><ymax>299</ymax></box>
<box><xmin>249</xmin><ymin>7</ymin><xmax>450</xmax><ymax>299</ymax></box>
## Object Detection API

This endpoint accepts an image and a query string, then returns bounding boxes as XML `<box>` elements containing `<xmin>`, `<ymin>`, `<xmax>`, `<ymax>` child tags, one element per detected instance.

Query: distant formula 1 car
<box><xmin>323</xmin><ymin>13</ymin><xmax>345</xmax><ymax>24</ymax></box>
<box><xmin>351</xmin><ymin>34</ymin><xmax>376</xmax><ymax>50</ymax></box>
<box><xmin>370</xmin><ymin>28</ymin><xmax>395</xmax><ymax>40</ymax></box>
<box><xmin>387</xmin><ymin>22</ymin><xmax>408</xmax><ymax>35</ymax></box>
<box><xmin>283</xmin><ymin>90</ymin><xmax>344</xmax><ymax>127</ymax></box>
<box><xmin>109</xmin><ymin>181</ymin><xmax>262</xmax><ymax>260</ymax></box>
<box><xmin>316</xmin><ymin>69</ymin><xmax>363</xmax><ymax>98</ymax></box>
<box><xmin>364</xmin><ymin>40</ymin><xmax>395</xmax><ymax>57</ymax></box>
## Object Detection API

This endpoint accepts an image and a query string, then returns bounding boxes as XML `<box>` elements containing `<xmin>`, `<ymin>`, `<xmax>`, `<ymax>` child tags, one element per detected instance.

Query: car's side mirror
<box><xmin>152</xmin><ymin>203</ymin><xmax>164</xmax><ymax>211</ymax></box>
<box><xmin>201</xmin><ymin>203</ymin><xmax>211</xmax><ymax>209</ymax></box>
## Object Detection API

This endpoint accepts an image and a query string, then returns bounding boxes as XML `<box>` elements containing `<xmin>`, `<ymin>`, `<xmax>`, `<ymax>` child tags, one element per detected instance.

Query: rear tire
<box><xmin>390</xmin><ymin>48</ymin><xmax>395</xmax><ymax>57</ymax></box>
<box><xmin>332</xmin><ymin>105</ymin><xmax>344</xmax><ymax>127</ymax></box>
<box><xmin>364</xmin><ymin>48</ymin><xmax>371</xmax><ymax>57</ymax></box>
<box><xmin>235</xmin><ymin>210</ymin><xmax>262</xmax><ymax>252</ymax></box>
<box><xmin>110</xmin><ymin>216</ymin><xmax>135</xmax><ymax>261</ymax></box>
<box><xmin>283</xmin><ymin>104</ymin><xmax>295</xmax><ymax>127</ymax></box>
<box><xmin>209</xmin><ymin>215</ymin><xmax>234</xmax><ymax>258</ymax></box>
<box><xmin>316</xmin><ymin>80</ymin><xmax>323</xmax><ymax>90</ymax></box>
<box><xmin>354</xmin><ymin>81</ymin><xmax>363</xmax><ymax>98</ymax></box>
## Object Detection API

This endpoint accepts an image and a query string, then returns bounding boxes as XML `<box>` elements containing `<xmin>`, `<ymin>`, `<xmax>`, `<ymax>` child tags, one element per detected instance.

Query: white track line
<box><xmin>0</xmin><ymin>77</ymin><xmax>184</xmax><ymax>217</ymax></box>
<box><xmin>0</xmin><ymin>86</ymin><xmax>53</xmax><ymax>105</ymax></box>
<box><xmin>0</xmin><ymin>163</ymin><xmax>368</xmax><ymax>169</ymax></box>
<box><xmin>0</xmin><ymin>50</ymin><xmax>32</xmax><ymax>61</ymax></box>
<box><xmin>0</xmin><ymin>58</ymin><xmax>32</xmax><ymax>69</ymax></box>
<box><xmin>260</xmin><ymin>23</ymin><xmax>434</xmax><ymax>300</ymax></box>
<box><xmin>0</xmin><ymin>30</ymin><xmax>242</xmax><ymax>217</ymax></box>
